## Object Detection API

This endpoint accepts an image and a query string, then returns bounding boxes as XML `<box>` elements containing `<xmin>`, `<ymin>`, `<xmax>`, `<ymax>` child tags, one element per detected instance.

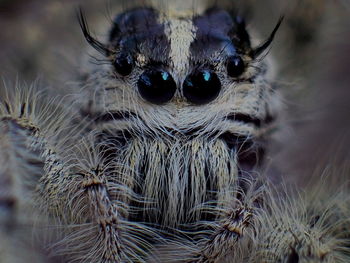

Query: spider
<box><xmin>1</xmin><ymin>2</ymin><xmax>349</xmax><ymax>263</ymax></box>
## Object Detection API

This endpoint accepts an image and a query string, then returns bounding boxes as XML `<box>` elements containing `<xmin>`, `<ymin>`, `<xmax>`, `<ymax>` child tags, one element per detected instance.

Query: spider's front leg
<box><xmin>37</xmin><ymin>136</ymin><xmax>157</xmax><ymax>262</ymax></box>
<box><xmin>0</xmin><ymin>86</ymin><xmax>66</xmax><ymax>262</ymax></box>
<box><xmin>0</xmin><ymin>86</ymin><xmax>152</xmax><ymax>262</ymax></box>
<box><xmin>147</xmin><ymin>177</ymin><xmax>262</xmax><ymax>263</ymax></box>
<box><xmin>249</xmin><ymin>181</ymin><xmax>350</xmax><ymax>263</ymax></box>
<box><xmin>185</xmin><ymin>179</ymin><xmax>262</xmax><ymax>263</ymax></box>
<box><xmin>192</xmin><ymin>206</ymin><xmax>254</xmax><ymax>263</ymax></box>
<box><xmin>0</xmin><ymin>119</ymin><xmax>45</xmax><ymax>262</ymax></box>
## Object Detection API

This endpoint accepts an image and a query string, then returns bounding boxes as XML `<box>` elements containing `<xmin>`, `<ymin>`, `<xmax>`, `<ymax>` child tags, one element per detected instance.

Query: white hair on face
<box><xmin>164</xmin><ymin>18</ymin><xmax>195</xmax><ymax>76</ymax></box>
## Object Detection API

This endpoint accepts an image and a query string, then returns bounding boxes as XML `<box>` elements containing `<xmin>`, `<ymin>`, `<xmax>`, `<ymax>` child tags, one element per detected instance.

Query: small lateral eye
<box><xmin>226</xmin><ymin>56</ymin><xmax>245</xmax><ymax>78</ymax></box>
<box><xmin>113</xmin><ymin>54</ymin><xmax>134</xmax><ymax>76</ymax></box>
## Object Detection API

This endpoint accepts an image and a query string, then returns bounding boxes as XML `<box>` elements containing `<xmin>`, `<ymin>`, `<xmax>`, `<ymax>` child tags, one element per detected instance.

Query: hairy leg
<box><xmin>250</xmin><ymin>180</ymin><xmax>350</xmax><ymax>263</ymax></box>
<box><xmin>0</xmin><ymin>85</ymin><xmax>56</xmax><ymax>262</ymax></box>
<box><xmin>0</xmin><ymin>85</ymin><xmax>156</xmax><ymax>262</ymax></box>
<box><xmin>37</xmin><ymin>136</ymin><xmax>157</xmax><ymax>262</ymax></box>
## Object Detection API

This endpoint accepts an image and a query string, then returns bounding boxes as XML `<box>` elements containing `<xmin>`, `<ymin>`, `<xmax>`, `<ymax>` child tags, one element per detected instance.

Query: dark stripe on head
<box><xmin>94</xmin><ymin>111</ymin><xmax>136</xmax><ymax>123</ymax></box>
<box><xmin>219</xmin><ymin>132</ymin><xmax>266</xmax><ymax>170</ymax></box>
<box><xmin>226</xmin><ymin>113</ymin><xmax>276</xmax><ymax>128</ymax></box>
<box><xmin>80</xmin><ymin>109</ymin><xmax>137</xmax><ymax>124</ymax></box>
<box><xmin>108</xmin><ymin>7</ymin><xmax>170</xmax><ymax>63</ymax></box>
<box><xmin>190</xmin><ymin>8</ymin><xmax>252</xmax><ymax>63</ymax></box>
<box><xmin>227</xmin><ymin>113</ymin><xmax>262</xmax><ymax>127</ymax></box>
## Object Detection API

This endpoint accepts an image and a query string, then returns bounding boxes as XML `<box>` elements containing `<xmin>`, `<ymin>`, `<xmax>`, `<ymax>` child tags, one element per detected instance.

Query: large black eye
<box><xmin>113</xmin><ymin>54</ymin><xmax>133</xmax><ymax>76</ymax></box>
<box><xmin>137</xmin><ymin>70</ymin><xmax>177</xmax><ymax>104</ymax></box>
<box><xmin>226</xmin><ymin>56</ymin><xmax>245</xmax><ymax>78</ymax></box>
<box><xmin>183</xmin><ymin>70</ymin><xmax>221</xmax><ymax>105</ymax></box>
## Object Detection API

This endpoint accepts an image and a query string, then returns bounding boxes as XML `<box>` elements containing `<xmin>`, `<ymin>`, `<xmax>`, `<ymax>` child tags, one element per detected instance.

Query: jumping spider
<box><xmin>1</xmin><ymin>2</ymin><xmax>349</xmax><ymax>263</ymax></box>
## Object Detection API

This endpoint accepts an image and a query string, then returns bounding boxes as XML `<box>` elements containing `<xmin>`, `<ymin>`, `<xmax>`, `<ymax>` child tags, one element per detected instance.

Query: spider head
<box><xmin>79</xmin><ymin>7</ymin><xmax>281</xmax><ymax>139</ymax></box>
<box><xmin>78</xmin><ymin>6</ymin><xmax>283</xmax><ymax>227</ymax></box>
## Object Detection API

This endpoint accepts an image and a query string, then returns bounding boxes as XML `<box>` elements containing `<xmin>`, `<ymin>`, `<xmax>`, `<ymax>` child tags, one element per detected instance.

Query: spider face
<box><xmin>4</xmin><ymin>2</ymin><xmax>350</xmax><ymax>263</ymax></box>
<box><xmin>79</xmin><ymin>6</ymin><xmax>281</xmax><ymax>228</ymax></box>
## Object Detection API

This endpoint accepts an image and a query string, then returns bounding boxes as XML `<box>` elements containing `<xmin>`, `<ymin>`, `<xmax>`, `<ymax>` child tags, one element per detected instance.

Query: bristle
<box><xmin>77</xmin><ymin>8</ymin><xmax>112</xmax><ymax>56</ymax></box>
<box><xmin>250</xmin><ymin>16</ymin><xmax>284</xmax><ymax>58</ymax></box>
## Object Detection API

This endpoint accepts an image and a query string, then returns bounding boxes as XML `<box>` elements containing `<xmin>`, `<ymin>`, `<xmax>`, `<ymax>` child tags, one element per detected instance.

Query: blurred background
<box><xmin>0</xmin><ymin>0</ymin><xmax>349</xmax><ymax>185</ymax></box>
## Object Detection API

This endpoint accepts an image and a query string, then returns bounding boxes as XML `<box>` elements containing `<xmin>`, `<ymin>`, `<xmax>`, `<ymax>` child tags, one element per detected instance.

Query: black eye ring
<box><xmin>137</xmin><ymin>69</ymin><xmax>177</xmax><ymax>104</ymax></box>
<box><xmin>183</xmin><ymin>69</ymin><xmax>221</xmax><ymax>105</ymax></box>
<box><xmin>226</xmin><ymin>55</ymin><xmax>245</xmax><ymax>78</ymax></box>
<box><xmin>112</xmin><ymin>53</ymin><xmax>134</xmax><ymax>76</ymax></box>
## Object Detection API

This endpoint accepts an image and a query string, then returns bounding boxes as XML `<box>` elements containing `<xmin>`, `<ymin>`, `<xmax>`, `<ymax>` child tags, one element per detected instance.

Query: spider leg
<box><xmin>0</xmin><ymin>86</ymin><xmax>57</xmax><ymax>262</ymax></box>
<box><xmin>146</xmin><ymin>178</ymin><xmax>262</xmax><ymax>263</ymax></box>
<box><xmin>186</xmin><ymin>178</ymin><xmax>262</xmax><ymax>263</ymax></box>
<box><xmin>36</xmin><ymin>135</ymin><xmax>157</xmax><ymax>263</ymax></box>
<box><xmin>181</xmin><ymin>176</ymin><xmax>350</xmax><ymax>263</ymax></box>
<box><xmin>250</xmin><ymin>180</ymin><xmax>350</xmax><ymax>263</ymax></box>
<box><xmin>0</xmin><ymin>85</ymin><xmax>153</xmax><ymax>262</ymax></box>
<box><xmin>192</xmin><ymin>205</ymin><xmax>254</xmax><ymax>263</ymax></box>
